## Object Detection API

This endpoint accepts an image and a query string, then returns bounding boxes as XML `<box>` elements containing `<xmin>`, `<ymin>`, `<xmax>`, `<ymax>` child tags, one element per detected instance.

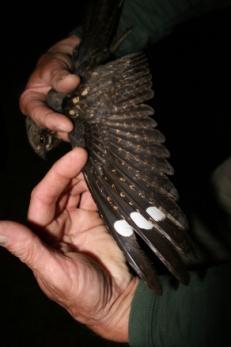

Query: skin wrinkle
<box><xmin>66</xmin><ymin>257</ymin><xmax>108</xmax><ymax>316</ymax></box>
<box><xmin>88</xmin><ymin>278</ymin><xmax>138</xmax><ymax>341</ymax></box>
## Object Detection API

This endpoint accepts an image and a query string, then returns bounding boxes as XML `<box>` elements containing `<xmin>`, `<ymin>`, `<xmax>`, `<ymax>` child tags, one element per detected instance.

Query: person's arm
<box><xmin>129</xmin><ymin>261</ymin><xmax>231</xmax><ymax>347</ymax></box>
<box><xmin>115</xmin><ymin>0</ymin><xmax>231</xmax><ymax>56</ymax></box>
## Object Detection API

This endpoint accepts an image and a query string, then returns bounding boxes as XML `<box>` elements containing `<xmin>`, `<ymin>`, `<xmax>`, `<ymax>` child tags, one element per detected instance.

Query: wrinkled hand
<box><xmin>0</xmin><ymin>148</ymin><xmax>138</xmax><ymax>342</ymax></box>
<box><xmin>19</xmin><ymin>36</ymin><xmax>81</xmax><ymax>140</ymax></box>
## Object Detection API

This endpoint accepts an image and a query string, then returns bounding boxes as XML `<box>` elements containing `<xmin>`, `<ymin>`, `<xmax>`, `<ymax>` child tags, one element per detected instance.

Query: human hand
<box><xmin>19</xmin><ymin>36</ymin><xmax>81</xmax><ymax>140</ymax></box>
<box><xmin>0</xmin><ymin>148</ymin><xmax>138</xmax><ymax>342</ymax></box>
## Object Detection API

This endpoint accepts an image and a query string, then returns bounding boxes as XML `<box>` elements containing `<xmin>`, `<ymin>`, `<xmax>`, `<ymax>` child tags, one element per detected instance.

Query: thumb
<box><xmin>0</xmin><ymin>221</ymin><xmax>53</xmax><ymax>273</ymax></box>
<box><xmin>52</xmin><ymin>71</ymin><xmax>80</xmax><ymax>94</ymax></box>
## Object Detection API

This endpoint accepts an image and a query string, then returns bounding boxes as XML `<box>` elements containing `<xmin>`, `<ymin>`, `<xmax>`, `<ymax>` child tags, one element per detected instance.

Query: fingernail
<box><xmin>57</xmin><ymin>123</ymin><xmax>73</xmax><ymax>132</ymax></box>
<box><xmin>0</xmin><ymin>235</ymin><xmax>7</xmax><ymax>246</ymax></box>
<box><xmin>47</xmin><ymin>118</ymin><xmax>73</xmax><ymax>133</ymax></box>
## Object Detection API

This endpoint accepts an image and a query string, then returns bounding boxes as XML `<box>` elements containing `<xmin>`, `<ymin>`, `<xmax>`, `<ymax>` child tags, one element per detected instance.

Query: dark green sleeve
<box><xmin>71</xmin><ymin>0</ymin><xmax>230</xmax><ymax>54</ymax></box>
<box><xmin>116</xmin><ymin>0</ymin><xmax>230</xmax><ymax>56</ymax></box>
<box><xmin>129</xmin><ymin>262</ymin><xmax>231</xmax><ymax>347</ymax></box>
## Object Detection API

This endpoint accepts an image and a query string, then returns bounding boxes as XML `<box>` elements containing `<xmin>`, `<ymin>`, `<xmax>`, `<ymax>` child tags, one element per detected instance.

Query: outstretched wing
<box><xmin>64</xmin><ymin>52</ymin><xmax>194</xmax><ymax>293</ymax></box>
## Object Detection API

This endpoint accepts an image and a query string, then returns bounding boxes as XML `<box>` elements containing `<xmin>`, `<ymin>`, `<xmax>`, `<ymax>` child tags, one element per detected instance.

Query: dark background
<box><xmin>0</xmin><ymin>2</ymin><xmax>230</xmax><ymax>346</ymax></box>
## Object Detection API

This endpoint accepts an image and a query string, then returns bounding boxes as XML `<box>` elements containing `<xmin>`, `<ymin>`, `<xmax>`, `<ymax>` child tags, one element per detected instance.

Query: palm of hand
<box><xmin>22</xmin><ymin>148</ymin><xmax>134</xmax><ymax>336</ymax></box>
<box><xmin>34</xmin><ymin>173</ymin><xmax>132</xmax><ymax>325</ymax></box>
<box><xmin>0</xmin><ymin>148</ymin><xmax>136</xmax><ymax>341</ymax></box>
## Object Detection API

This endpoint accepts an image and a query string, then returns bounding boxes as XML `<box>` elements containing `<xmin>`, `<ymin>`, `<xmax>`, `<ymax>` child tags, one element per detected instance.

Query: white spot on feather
<box><xmin>81</xmin><ymin>87</ymin><xmax>89</xmax><ymax>96</ymax></box>
<box><xmin>146</xmin><ymin>206</ymin><xmax>166</xmax><ymax>222</ymax></box>
<box><xmin>114</xmin><ymin>220</ymin><xmax>134</xmax><ymax>237</ymax></box>
<box><xmin>130</xmin><ymin>212</ymin><xmax>153</xmax><ymax>230</ymax></box>
<box><xmin>69</xmin><ymin>109</ymin><xmax>75</xmax><ymax>116</ymax></box>
<box><xmin>72</xmin><ymin>96</ymin><xmax>79</xmax><ymax>104</ymax></box>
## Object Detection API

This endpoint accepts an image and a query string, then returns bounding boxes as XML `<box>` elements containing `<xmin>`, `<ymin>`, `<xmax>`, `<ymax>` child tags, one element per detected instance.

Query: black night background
<box><xmin>0</xmin><ymin>2</ymin><xmax>230</xmax><ymax>346</ymax></box>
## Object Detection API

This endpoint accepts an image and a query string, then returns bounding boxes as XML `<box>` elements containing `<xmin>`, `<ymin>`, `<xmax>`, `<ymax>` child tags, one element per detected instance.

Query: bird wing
<box><xmin>65</xmin><ymin>52</ymin><xmax>194</xmax><ymax>293</ymax></box>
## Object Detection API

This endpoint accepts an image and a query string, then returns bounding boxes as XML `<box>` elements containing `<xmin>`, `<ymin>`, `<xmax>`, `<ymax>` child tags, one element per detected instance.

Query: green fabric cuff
<box><xmin>129</xmin><ymin>280</ymin><xmax>156</xmax><ymax>347</ymax></box>
<box><xmin>129</xmin><ymin>262</ymin><xmax>231</xmax><ymax>347</ymax></box>
<box><xmin>71</xmin><ymin>0</ymin><xmax>231</xmax><ymax>57</ymax></box>
<box><xmin>116</xmin><ymin>0</ymin><xmax>231</xmax><ymax>56</ymax></box>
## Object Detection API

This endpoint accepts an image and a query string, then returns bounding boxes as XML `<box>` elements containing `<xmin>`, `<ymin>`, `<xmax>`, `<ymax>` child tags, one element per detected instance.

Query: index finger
<box><xmin>28</xmin><ymin>148</ymin><xmax>88</xmax><ymax>226</ymax></box>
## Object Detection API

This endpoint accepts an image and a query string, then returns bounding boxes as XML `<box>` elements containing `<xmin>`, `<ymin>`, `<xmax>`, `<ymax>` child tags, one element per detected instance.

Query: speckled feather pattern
<box><xmin>63</xmin><ymin>52</ymin><xmax>194</xmax><ymax>292</ymax></box>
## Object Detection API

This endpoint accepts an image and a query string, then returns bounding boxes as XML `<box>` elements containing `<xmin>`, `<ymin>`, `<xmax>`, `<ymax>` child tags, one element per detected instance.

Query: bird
<box><xmin>26</xmin><ymin>0</ymin><xmax>197</xmax><ymax>294</ymax></box>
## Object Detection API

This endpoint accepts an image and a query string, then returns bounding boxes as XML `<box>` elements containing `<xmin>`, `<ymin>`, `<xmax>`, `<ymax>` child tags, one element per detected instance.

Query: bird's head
<box><xmin>26</xmin><ymin>118</ymin><xmax>61</xmax><ymax>159</ymax></box>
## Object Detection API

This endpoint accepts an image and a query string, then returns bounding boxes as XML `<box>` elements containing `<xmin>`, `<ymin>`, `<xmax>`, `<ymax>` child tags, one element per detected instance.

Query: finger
<box><xmin>0</xmin><ymin>221</ymin><xmax>81</xmax><ymax>299</ymax></box>
<box><xmin>20</xmin><ymin>89</ymin><xmax>73</xmax><ymax>132</ymax></box>
<box><xmin>55</xmin><ymin>175</ymin><xmax>86</xmax><ymax>214</ymax></box>
<box><xmin>52</xmin><ymin>72</ymin><xmax>80</xmax><ymax>94</ymax></box>
<box><xmin>36</xmin><ymin>51</ymin><xmax>80</xmax><ymax>93</ymax></box>
<box><xmin>79</xmin><ymin>191</ymin><xmax>98</xmax><ymax>211</ymax></box>
<box><xmin>64</xmin><ymin>209</ymin><xmax>103</xmax><ymax>237</ymax></box>
<box><xmin>57</xmin><ymin>131</ymin><xmax>72</xmax><ymax>142</ymax></box>
<box><xmin>20</xmin><ymin>35</ymin><xmax>81</xmax><ymax>133</ymax></box>
<box><xmin>62</xmin><ymin>174</ymin><xmax>97</xmax><ymax>211</ymax></box>
<box><xmin>0</xmin><ymin>221</ymin><xmax>55</xmax><ymax>274</ymax></box>
<box><xmin>65</xmin><ymin>174</ymin><xmax>89</xmax><ymax>209</ymax></box>
<box><xmin>28</xmin><ymin>148</ymin><xmax>88</xmax><ymax>226</ymax></box>
<box><xmin>55</xmin><ymin>175</ymin><xmax>89</xmax><ymax>214</ymax></box>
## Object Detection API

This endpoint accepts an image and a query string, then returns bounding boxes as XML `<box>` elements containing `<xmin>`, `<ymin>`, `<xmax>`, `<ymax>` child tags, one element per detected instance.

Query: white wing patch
<box><xmin>146</xmin><ymin>206</ymin><xmax>166</xmax><ymax>222</ymax></box>
<box><xmin>130</xmin><ymin>212</ymin><xmax>153</xmax><ymax>230</ymax></box>
<box><xmin>114</xmin><ymin>220</ymin><xmax>134</xmax><ymax>237</ymax></box>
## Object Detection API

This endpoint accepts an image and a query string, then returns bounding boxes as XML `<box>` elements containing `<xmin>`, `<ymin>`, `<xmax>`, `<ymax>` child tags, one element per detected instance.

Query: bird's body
<box><xmin>26</xmin><ymin>0</ymin><xmax>197</xmax><ymax>293</ymax></box>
